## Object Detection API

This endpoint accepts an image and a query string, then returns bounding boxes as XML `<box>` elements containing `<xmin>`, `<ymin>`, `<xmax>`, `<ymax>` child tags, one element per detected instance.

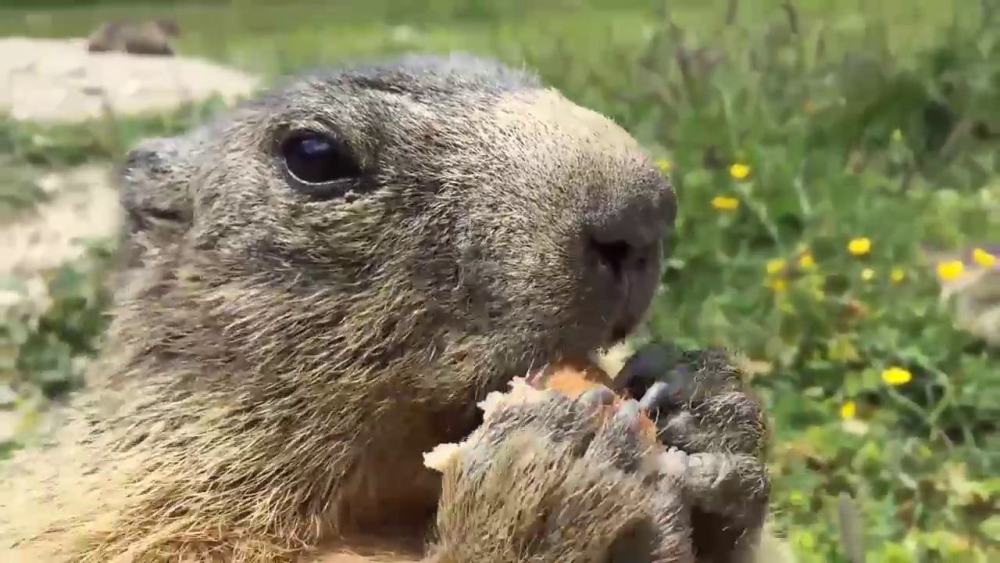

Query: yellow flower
<box><xmin>798</xmin><ymin>252</ymin><xmax>816</xmax><ymax>270</ymax></box>
<box><xmin>950</xmin><ymin>535</ymin><xmax>972</xmax><ymax>552</ymax></box>
<box><xmin>655</xmin><ymin>158</ymin><xmax>672</xmax><ymax>174</ymax></box>
<box><xmin>936</xmin><ymin>260</ymin><xmax>965</xmax><ymax>282</ymax></box>
<box><xmin>840</xmin><ymin>401</ymin><xmax>857</xmax><ymax>420</ymax></box>
<box><xmin>766</xmin><ymin>258</ymin><xmax>786</xmax><ymax>275</ymax></box>
<box><xmin>881</xmin><ymin>366</ymin><xmax>912</xmax><ymax>386</ymax></box>
<box><xmin>729</xmin><ymin>163</ymin><xmax>751</xmax><ymax>180</ymax></box>
<box><xmin>861</xmin><ymin>268</ymin><xmax>875</xmax><ymax>281</ymax></box>
<box><xmin>766</xmin><ymin>278</ymin><xmax>787</xmax><ymax>293</ymax></box>
<box><xmin>711</xmin><ymin>195</ymin><xmax>740</xmax><ymax>211</ymax></box>
<box><xmin>890</xmin><ymin>267</ymin><xmax>906</xmax><ymax>283</ymax></box>
<box><xmin>972</xmin><ymin>248</ymin><xmax>996</xmax><ymax>268</ymax></box>
<box><xmin>847</xmin><ymin>237</ymin><xmax>871</xmax><ymax>256</ymax></box>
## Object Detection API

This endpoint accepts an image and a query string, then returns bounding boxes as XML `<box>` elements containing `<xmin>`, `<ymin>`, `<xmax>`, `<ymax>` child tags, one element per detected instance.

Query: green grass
<box><xmin>1</xmin><ymin>1</ymin><xmax>998</xmax><ymax>562</ymax></box>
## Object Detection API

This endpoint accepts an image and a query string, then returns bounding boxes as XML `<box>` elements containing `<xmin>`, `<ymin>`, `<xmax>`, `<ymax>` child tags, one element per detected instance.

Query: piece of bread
<box><xmin>424</xmin><ymin>359</ymin><xmax>659</xmax><ymax>472</ymax></box>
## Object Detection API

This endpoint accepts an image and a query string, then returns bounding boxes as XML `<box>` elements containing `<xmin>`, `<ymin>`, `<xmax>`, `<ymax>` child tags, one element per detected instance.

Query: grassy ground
<box><xmin>1</xmin><ymin>1</ymin><xmax>998</xmax><ymax>561</ymax></box>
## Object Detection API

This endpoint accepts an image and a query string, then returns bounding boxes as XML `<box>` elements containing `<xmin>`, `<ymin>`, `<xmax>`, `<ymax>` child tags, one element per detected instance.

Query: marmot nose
<box><xmin>580</xmin><ymin>185</ymin><xmax>673</xmax><ymax>342</ymax></box>
<box><xmin>585</xmin><ymin>193</ymin><xmax>673</xmax><ymax>281</ymax></box>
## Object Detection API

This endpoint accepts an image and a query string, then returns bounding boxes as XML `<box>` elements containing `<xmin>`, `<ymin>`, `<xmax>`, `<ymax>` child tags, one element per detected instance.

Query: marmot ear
<box><xmin>119</xmin><ymin>136</ymin><xmax>194</xmax><ymax>237</ymax></box>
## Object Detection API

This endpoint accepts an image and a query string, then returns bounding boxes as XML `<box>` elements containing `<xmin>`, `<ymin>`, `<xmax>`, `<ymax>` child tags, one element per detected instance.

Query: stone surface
<box><xmin>0</xmin><ymin>37</ymin><xmax>260</xmax><ymax>123</ymax></box>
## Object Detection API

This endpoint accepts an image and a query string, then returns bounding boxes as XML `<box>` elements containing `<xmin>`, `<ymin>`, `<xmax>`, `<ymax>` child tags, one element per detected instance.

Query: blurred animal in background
<box><xmin>86</xmin><ymin>18</ymin><xmax>180</xmax><ymax>56</ymax></box>
<box><xmin>926</xmin><ymin>245</ymin><xmax>1000</xmax><ymax>348</ymax></box>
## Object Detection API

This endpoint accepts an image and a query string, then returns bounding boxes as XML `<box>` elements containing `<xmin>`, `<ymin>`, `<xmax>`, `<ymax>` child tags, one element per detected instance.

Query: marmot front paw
<box><xmin>616</xmin><ymin>343</ymin><xmax>771</xmax><ymax>562</ymax></box>
<box><xmin>425</xmin><ymin>361</ymin><xmax>697</xmax><ymax>563</ymax></box>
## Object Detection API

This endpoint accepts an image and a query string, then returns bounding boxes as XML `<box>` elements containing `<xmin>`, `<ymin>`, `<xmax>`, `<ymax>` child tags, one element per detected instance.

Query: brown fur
<box><xmin>0</xmin><ymin>55</ymin><xmax>779</xmax><ymax>562</ymax></box>
<box><xmin>426</xmin><ymin>349</ymin><xmax>770</xmax><ymax>563</ymax></box>
<box><xmin>87</xmin><ymin>19</ymin><xmax>180</xmax><ymax>56</ymax></box>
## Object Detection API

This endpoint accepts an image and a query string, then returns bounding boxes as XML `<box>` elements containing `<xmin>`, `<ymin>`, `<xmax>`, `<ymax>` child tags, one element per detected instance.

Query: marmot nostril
<box><xmin>590</xmin><ymin>238</ymin><xmax>632</xmax><ymax>277</ymax></box>
<box><xmin>585</xmin><ymin>187</ymin><xmax>673</xmax><ymax>278</ymax></box>
<box><xmin>588</xmin><ymin>223</ymin><xmax>660</xmax><ymax>278</ymax></box>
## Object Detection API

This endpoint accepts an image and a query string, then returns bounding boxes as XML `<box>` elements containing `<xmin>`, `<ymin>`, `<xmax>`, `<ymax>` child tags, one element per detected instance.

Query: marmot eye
<box><xmin>280</xmin><ymin>131</ymin><xmax>360</xmax><ymax>185</ymax></box>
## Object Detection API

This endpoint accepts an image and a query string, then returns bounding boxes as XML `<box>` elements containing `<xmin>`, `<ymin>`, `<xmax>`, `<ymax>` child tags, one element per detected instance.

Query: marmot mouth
<box><xmin>592</xmin><ymin>249</ymin><xmax>658</xmax><ymax>347</ymax></box>
<box><xmin>609</xmin><ymin>317</ymin><xmax>639</xmax><ymax>343</ymax></box>
<box><xmin>604</xmin><ymin>276</ymin><xmax>653</xmax><ymax>345</ymax></box>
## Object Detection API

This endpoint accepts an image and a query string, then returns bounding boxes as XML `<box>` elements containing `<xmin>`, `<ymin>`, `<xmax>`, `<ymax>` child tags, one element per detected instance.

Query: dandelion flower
<box><xmin>799</xmin><ymin>252</ymin><xmax>816</xmax><ymax>270</ymax></box>
<box><xmin>890</xmin><ymin>267</ymin><xmax>906</xmax><ymax>283</ymax></box>
<box><xmin>847</xmin><ymin>237</ymin><xmax>871</xmax><ymax>256</ymax></box>
<box><xmin>729</xmin><ymin>163</ymin><xmax>751</xmax><ymax>180</ymax></box>
<box><xmin>936</xmin><ymin>260</ymin><xmax>965</xmax><ymax>282</ymax></box>
<box><xmin>881</xmin><ymin>366</ymin><xmax>912</xmax><ymax>386</ymax></box>
<box><xmin>766</xmin><ymin>258</ymin><xmax>786</xmax><ymax>275</ymax></box>
<box><xmin>711</xmin><ymin>195</ymin><xmax>740</xmax><ymax>211</ymax></box>
<box><xmin>950</xmin><ymin>536</ymin><xmax>972</xmax><ymax>552</ymax></box>
<box><xmin>972</xmin><ymin>248</ymin><xmax>996</xmax><ymax>268</ymax></box>
<box><xmin>766</xmin><ymin>278</ymin><xmax>787</xmax><ymax>293</ymax></box>
<box><xmin>840</xmin><ymin>401</ymin><xmax>857</xmax><ymax>420</ymax></box>
<box><xmin>655</xmin><ymin>158</ymin><xmax>672</xmax><ymax>174</ymax></box>
<box><xmin>861</xmin><ymin>268</ymin><xmax>875</xmax><ymax>281</ymax></box>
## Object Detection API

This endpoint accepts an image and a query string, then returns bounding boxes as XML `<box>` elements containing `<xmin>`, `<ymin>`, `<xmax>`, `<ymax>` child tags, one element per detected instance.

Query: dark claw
<box><xmin>615</xmin><ymin>342</ymin><xmax>681</xmax><ymax>391</ymax></box>
<box><xmin>638</xmin><ymin>381</ymin><xmax>671</xmax><ymax>414</ymax></box>
<box><xmin>616</xmin><ymin>342</ymin><xmax>693</xmax><ymax>414</ymax></box>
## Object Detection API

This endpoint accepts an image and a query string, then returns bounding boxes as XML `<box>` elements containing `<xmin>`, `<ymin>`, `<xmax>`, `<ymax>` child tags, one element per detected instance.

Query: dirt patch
<box><xmin>0</xmin><ymin>37</ymin><xmax>261</xmax><ymax>123</ymax></box>
<box><xmin>0</xmin><ymin>37</ymin><xmax>262</xmax><ymax>279</ymax></box>
<box><xmin>0</xmin><ymin>164</ymin><xmax>119</xmax><ymax>276</ymax></box>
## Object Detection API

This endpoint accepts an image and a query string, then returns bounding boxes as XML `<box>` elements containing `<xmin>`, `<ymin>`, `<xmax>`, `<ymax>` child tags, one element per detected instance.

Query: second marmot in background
<box><xmin>86</xmin><ymin>18</ymin><xmax>180</xmax><ymax>56</ymax></box>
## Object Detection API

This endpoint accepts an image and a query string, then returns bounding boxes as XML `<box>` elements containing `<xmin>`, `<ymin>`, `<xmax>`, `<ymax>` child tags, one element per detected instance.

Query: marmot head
<box><xmin>117</xmin><ymin>54</ymin><xmax>675</xmax><ymax>395</ymax></box>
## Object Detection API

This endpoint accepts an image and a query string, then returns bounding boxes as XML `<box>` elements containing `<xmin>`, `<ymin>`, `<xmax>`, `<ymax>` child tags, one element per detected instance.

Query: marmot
<box><xmin>86</xmin><ymin>18</ymin><xmax>180</xmax><ymax>56</ymax></box>
<box><xmin>0</xmin><ymin>54</ymin><xmax>773</xmax><ymax>562</ymax></box>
